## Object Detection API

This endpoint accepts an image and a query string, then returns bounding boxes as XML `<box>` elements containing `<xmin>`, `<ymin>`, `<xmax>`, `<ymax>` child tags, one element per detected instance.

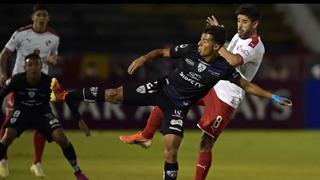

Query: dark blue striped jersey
<box><xmin>161</xmin><ymin>44</ymin><xmax>241</xmax><ymax>107</ymax></box>
<box><xmin>0</xmin><ymin>73</ymin><xmax>52</xmax><ymax>111</ymax></box>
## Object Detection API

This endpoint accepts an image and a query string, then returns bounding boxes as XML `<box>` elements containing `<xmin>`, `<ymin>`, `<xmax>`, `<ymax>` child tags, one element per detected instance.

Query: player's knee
<box><xmin>52</xmin><ymin>129</ymin><xmax>69</xmax><ymax>148</ymax></box>
<box><xmin>199</xmin><ymin>133</ymin><xmax>215</xmax><ymax>152</ymax></box>
<box><xmin>1</xmin><ymin>128</ymin><xmax>17</xmax><ymax>146</ymax></box>
<box><xmin>164</xmin><ymin>146</ymin><xmax>179</xmax><ymax>162</ymax></box>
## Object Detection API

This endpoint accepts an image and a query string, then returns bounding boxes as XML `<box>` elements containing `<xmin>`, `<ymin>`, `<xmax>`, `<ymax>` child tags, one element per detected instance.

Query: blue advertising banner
<box><xmin>305</xmin><ymin>80</ymin><xmax>320</xmax><ymax>128</ymax></box>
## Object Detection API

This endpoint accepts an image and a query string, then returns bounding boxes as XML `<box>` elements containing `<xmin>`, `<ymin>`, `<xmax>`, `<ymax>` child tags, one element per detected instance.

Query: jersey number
<box><xmin>211</xmin><ymin>116</ymin><xmax>223</xmax><ymax>129</ymax></box>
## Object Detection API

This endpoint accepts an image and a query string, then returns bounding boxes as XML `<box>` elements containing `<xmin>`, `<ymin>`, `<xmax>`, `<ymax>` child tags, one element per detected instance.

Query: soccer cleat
<box><xmin>30</xmin><ymin>162</ymin><xmax>45</xmax><ymax>177</ymax></box>
<box><xmin>0</xmin><ymin>159</ymin><xmax>9</xmax><ymax>178</ymax></box>
<box><xmin>50</xmin><ymin>77</ymin><xmax>67</xmax><ymax>102</ymax></box>
<box><xmin>119</xmin><ymin>131</ymin><xmax>152</xmax><ymax>149</ymax></box>
<box><xmin>75</xmin><ymin>171</ymin><xmax>89</xmax><ymax>180</ymax></box>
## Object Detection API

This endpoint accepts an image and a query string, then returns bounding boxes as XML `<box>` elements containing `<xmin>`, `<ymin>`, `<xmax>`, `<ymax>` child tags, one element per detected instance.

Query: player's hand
<box><xmin>206</xmin><ymin>15</ymin><xmax>224</xmax><ymax>27</ymax></box>
<box><xmin>78</xmin><ymin>119</ymin><xmax>91</xmax><ymax>137</ymax></box>
<box><xmin>272</xmin><ymin>94</ymin><xmax>293</xmax><ymax>106</ymax></box>
<box><xmin>127</xmin><ymin>56</ymin><xmax>147</xmax><ymax>75</ymax></box>
<box><xmin>45</xmin><ymin>55</ymin><xmax>60</xmax><ymax>66</ymax></box>
<box><xmin>0</xmin><ymin>73</ymin><xmax>8</xmax><ymax>87</ymax></box>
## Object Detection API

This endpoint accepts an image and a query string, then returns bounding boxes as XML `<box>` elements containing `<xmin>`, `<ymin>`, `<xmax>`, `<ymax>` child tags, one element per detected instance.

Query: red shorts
<box><xmin>196</xmin><ymin>89</ymin><xmax>234</xmax><ymax>140</ymax></box>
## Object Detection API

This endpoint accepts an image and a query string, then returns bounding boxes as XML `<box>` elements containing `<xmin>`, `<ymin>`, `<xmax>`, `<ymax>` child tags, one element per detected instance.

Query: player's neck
<box><xmin>27</xmin><ymin>74</ymin><xmax>41</xmax><ymax>86</ymax></box>
<box><xmin>204</xmin><ymin>52</ymin><xmax>219</xmax><ymax>63</ymax></box>
<box><xmin>32</xmin><ymin>24</ymin><xmax>47</xmax><ymax>33</ymax></box>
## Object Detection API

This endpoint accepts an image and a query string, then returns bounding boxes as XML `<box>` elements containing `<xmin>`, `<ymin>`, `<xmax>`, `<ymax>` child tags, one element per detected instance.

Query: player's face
<box><xmin>198</xmin><ymin>33</ymin><xmax>220</xmax><ymax>57</ymax></box>
<box><xmin>25</xmin><ymin>58</ymin><xmax>41</xmax><ymax>78</ymax></box>
<box><xmin>237</xmin><ymin>14</ymin><xmax>258</xmax><ymax>39</ymax></box>
<box><xmin>32</xmin><ymin>10</ymin><xmax>50</xmax><ymax>29</ymax></box>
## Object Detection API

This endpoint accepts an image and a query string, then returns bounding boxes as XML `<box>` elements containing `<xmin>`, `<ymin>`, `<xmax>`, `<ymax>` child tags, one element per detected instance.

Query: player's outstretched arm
<box><xmin>127</xmin><ymin>48</ymin><xmax>170</xmax><ymax>75</ymax></box>
<box><xmin>236</xmin><ymin>77</ymin><xmax>293</xmax><ymax>106</ymax></box>
<box><xmin>0</xmin><ymin>48</ymin><xmax>13</xmax><ymax>87</ymax></box>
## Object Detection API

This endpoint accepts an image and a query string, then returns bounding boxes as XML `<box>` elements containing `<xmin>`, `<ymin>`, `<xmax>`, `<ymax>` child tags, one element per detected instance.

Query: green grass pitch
<box><xmin>4</xmin><ymin>129</ymin><xmax>320</xmax><ymax>180</ymax></box>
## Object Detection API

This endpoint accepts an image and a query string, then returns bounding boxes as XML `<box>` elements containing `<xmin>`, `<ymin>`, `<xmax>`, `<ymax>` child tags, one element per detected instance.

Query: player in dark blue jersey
<box><xmin>51</xmin><ymin>25</ymin><xmax>292</xmax><ymax>180</ymax></box>
<box><xmin>0</xmin><ymin>53</ymin><xmax>89</xmax><ymax>180</ymax></box>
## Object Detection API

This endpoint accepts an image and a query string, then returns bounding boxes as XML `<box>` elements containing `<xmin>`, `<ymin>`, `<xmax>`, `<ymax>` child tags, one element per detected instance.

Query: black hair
<box><xmin>32</xmin><ymin>4</ymin><xmax>48</xmax><ymax>13</ymax></box>
<box><xmin>202</xmin><ymin>25</ymin><xmax>226</xmax><ymax>46</ymax></box>
<box><xmin>235</xmin><ymin>4</ymin><xmax>262</xmax><ymax>22</ymax></box>
<box><xmin>25</xmin><ymin>53</ymin><xmax>40</xmax><ymax>63</ymax></box>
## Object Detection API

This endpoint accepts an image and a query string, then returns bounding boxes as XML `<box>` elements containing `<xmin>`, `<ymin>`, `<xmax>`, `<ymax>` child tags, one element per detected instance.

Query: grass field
<box><xmin>4</xmin><ymin>129</ymin><xmax>320</xmax><ymax>180</ymax></box>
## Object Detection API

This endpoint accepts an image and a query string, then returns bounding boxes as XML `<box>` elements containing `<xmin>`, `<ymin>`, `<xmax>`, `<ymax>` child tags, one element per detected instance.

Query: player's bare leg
<box><xmin>163</xmin><ymin>134</ymin><xmax>181</xmax><ymax>180</ymax></box>
<box><xmin>51</xmin><ymin>128</ymin><xmax>88</xmax><ymax>180</ymax></box>
<box><xmin>0</xmin><ymin>128</ymin><xmax>17</xmax><ymax>178</ymax></box>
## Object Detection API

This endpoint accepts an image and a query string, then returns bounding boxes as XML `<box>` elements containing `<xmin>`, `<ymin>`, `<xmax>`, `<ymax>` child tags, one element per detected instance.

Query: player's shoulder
<box><xmin>12</xmin><ymin>24</ymin><xmax>33</xmax><ymax>38</ymax></box>
<box><xmin>10</xmin><ymin>72</ymin><xmax>26</xmax><ymax>83</ymax></box>
<box><xmin>46</xmin><ymin>27</ymin><xmax>60</xmax><ymax>38</ymax></box>
<box><xmin>16</xmin><ymin>24</ymin><xmax>33</xmax><ymax>33</ymax></box>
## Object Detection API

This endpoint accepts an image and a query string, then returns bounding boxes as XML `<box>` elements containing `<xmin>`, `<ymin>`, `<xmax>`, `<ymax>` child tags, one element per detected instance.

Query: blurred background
<box><xmin>0</xmin><ymin>3</ymin><xmax>319</xmax><ymax>130</ymax></box>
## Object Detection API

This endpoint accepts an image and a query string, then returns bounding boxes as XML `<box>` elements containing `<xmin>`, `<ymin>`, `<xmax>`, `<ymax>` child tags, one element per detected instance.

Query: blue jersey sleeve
<box><xmin>170</xmin><ymin>44</ymin><xmax>192</xmax><ymax>58</ymax></box>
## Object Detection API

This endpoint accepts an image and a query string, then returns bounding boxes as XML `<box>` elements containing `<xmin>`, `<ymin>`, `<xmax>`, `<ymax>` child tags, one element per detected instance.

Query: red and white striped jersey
<box><xmin>5</xmin><ymin>24</ymin><xmax>59</xmax><ymax>75</ymax></box>
<box><xmin>214</xmin><ymin>33</ymin><xmax>265</xmax><ymax>109</ymax></box>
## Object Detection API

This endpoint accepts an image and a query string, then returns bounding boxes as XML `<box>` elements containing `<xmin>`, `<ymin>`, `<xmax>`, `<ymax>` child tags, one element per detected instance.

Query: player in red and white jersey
<box><xmin>0</xmin><ymin>5</ymin><xmax>89</xmax><ymax>179</ymax></box>
<box><xmin>119</xmin><ymin>4</ymin><xmax>266</xmax><ymax>180</ymax></box>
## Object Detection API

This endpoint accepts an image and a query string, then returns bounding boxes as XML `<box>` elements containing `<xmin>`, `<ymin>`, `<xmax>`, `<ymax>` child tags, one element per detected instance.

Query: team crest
<box><xmin>197</xmin><ymin>63</ymin><xmax>207</xmax><ymax>72</ymax></box>
<box><xmin>136</xmin><ymin>85</ymin><xmax>146</xmax><ymax>94</ymax></box>
<box><xmin>28</xmin><ymin>91</ymin><xmax>36</xmax><ymax>98</ymax></box>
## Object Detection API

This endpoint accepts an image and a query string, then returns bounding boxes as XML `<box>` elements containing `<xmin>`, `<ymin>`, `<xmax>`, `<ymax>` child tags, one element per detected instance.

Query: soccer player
<box><xmin>119</xmin><ymin>4</ymin><xmax>266</xmax><ymax>179</ymax></box>
<box><xmin>0</xmin><ymin>53</ymin><xmax>89</xmax><ymax>180</ymax></box>
<box><xmin>0</xmin><ymin>4</ymin><xmax>90</xmax><ymax>178</ymax></box>
<box><xmin>50</xmin><ymin>25</ymin><xmax>292</xmax><ymax>180</ymax></box>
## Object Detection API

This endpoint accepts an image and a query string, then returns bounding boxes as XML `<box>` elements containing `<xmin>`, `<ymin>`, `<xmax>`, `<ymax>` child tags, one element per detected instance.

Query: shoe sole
<box><xmin>119</xmin><ymin>137</ymin><xmax>152</xmax><ymax>149</ymax></box>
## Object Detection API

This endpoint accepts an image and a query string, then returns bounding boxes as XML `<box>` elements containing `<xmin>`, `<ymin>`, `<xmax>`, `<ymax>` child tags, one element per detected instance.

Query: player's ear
<box><xmin>213</xmin><ymin>43</ymin><xmax>220</xmax><ymax>51</ymax></box>
<box><xmin>253</xmin><ymin>20</ymin><xmax>259</xmax><ymax>29</ymax></box>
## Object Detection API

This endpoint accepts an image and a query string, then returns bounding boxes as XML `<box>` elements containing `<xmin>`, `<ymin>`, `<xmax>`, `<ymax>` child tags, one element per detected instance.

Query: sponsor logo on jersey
<box><xmin>185</xmin><ymin>58</ymin><xmax>195</xmax><ymax>66</ymax></box>
<box><xmin>197</xmin><ymin>63</ymin><xmax>207</xmax><ymax>72</ymax></box>
<box><xmin>188</xmin><ymin>72</ymin><xmax>201</xmax><ymax>80</ymax></box>
<box><xmin>170</xmin><ymin>119</ymin><xmax>183</xmax><ymax>127</ymax></box>
<box><xmin>179</xmin><ymin>72</ymin><xmax>203</xmax><ymax>88</ymax></box>
<box><xmin>208</xmin><ymin>70</ymin><xmax>220</xmax><ymax>77</ymax></box>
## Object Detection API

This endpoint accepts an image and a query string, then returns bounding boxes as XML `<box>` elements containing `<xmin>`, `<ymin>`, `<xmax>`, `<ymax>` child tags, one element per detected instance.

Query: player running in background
<box><xmin>119</xmin><ymin>4</ymin><xmax>266</xmax><ymax>180</ymax></box>
<box><xmin>0</xmin><ymin>53</ymin><xmax>89</xmax><ymax>180</ymax></box>
<box><xmin>50</xmin><ymin>25</ymin><xmax>292</xmax><ymax>180</ymax></box>
<box><xmin>0</xmin><ymin>4</ymin><xmax>90</xmax><ymax>178</ymax></box>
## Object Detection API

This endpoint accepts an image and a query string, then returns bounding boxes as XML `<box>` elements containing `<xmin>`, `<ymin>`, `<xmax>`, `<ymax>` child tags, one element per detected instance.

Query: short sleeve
<box><xmin>5</xmin><ymin>31</ymin><xmax>20</xmax><ymax>52</ymax></box>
